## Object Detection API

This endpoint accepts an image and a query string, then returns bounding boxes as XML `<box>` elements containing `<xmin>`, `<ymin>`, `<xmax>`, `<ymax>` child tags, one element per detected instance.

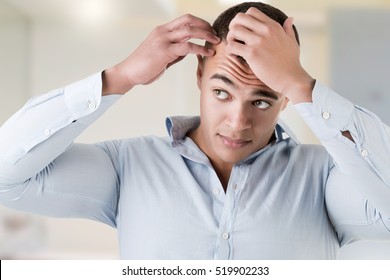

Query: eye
<box><xmin>253</xmin><ymin>100</ymin><xmax>271</xmax><ymax>109</ymax></box>
<box><xmin>213</xmin><ymin>89</ymin><xmax>229</xmax><ymax>100</ymax></box>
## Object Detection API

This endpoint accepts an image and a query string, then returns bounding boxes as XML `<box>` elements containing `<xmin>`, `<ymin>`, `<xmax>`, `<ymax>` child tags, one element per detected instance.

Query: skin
<box><xmin>101</xmin><ymin>8</ymin><xmax>353</xmax><ymax>190</ymax></box>
<box><xmin>189</xmin><ymin>43</ymin><xmax>288</xmax><ymax>188</ymax></box>
<box><xmin>102</xmin><ymin>14</ymin><xmax>221</xmax><ymax>94</ymax></box>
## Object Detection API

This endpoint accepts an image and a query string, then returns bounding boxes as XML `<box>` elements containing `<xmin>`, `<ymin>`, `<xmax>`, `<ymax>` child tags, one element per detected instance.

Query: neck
<box><xmin>210</xmin><ymin>160</ymin><xmax>232</xmax><ymax>192</ymax></box>
<box><xmin>187</xmin><ymin>128</ymin><xmax>232</xmax><ymax>192</ymax></box>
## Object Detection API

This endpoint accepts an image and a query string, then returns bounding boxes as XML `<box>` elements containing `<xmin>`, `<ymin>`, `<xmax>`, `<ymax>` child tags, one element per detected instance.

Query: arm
<box><xmin>102</xmin><ymin>14</ymin><xmax>220</xmax><ymax>95</ymax></box>
<box><xmin>295</xmin><ymin>83</ymin><xmax>390</xmax><ymax>244</ymax></box>
<box><xmin>0</xmin><ymin>74</ymin><xmax>121</xmax><ymax>226</ymax></box>
<box><xmin>226</xmin><ymin>8</ymin><xmax>390</xmax><ymax>243</ymax></box>
<box><xmin>0</xmin><ymin>14</ymin><xmax>219</xmax><ymax>222</ymax></box>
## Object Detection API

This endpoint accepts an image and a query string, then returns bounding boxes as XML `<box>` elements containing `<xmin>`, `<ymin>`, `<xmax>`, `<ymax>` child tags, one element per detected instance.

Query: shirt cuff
<box><xmin>64</xmin><ymin>72</ymin><xmax>103</xmax><ymax>119</ymax></box>
<box><xmin>294</xmin><ymin>80</ymin><xmax>355</xmax><ymax>141</ymax></box>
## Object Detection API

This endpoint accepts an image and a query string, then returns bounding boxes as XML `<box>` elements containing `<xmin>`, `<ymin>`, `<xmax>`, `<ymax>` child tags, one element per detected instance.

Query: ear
<box><xmin>196</xmin><ymin>55</ymin><xmax>204</xmax><ymax>90</ymax></box>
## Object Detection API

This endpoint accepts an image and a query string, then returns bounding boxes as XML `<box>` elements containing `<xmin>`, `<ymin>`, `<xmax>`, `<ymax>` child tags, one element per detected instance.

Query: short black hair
<box><xmin>212</xmin><ymin>1</ymin><xmax>300</xmax><ymax>45</ymax></box>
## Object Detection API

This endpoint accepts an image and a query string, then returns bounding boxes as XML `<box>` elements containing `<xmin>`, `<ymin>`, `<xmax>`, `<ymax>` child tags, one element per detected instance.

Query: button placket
<box><xmin>361</xmin><ymin>149</ymin><xmax>368</xmax><ymax>157</ymax></box>
<box><xmin>215</xmin><ymin>164</ymin><xmax>249</xmax><ymax>259</ymax></box>
<box><xmin>215</xmin><ymin>188</ymin><xmax>235</xmax><ymax>259</ymax></box>
<box><xmin>221</xmin><ymin>232</ymin><xmax>230</xmax><ymax>240</ymax></box>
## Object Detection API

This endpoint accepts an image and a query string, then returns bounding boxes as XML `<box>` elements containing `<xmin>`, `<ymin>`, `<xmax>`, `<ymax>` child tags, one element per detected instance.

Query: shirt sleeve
<box><xmin>0</xmin><ymin>72</ymin><xmax>122</xmax><ymax>227</ymax></box>
<box><xmin>294</xmin><ymin>81</ymin><xmax>390</xmax><ymax>246</ymax></box>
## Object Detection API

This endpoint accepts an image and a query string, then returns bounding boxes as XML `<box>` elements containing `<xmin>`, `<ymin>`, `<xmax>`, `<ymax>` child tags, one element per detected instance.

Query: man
<box><xmin>0</xmin><ymin>2</ymin><xmax>389</xmax><ymax>259</ymax></box>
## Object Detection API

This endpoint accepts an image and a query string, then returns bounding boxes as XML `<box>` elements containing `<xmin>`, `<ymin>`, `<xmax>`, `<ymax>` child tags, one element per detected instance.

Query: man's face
<box><xmin>193</xmin><ymin>42</ymin><xmax>288</xmax><ymax>169</ymax></box>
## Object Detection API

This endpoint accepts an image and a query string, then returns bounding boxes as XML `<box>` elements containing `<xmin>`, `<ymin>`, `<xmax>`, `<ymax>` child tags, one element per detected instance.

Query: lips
<box><xmin>218</xmin><ymin>134</ymin><xmax>251</xmax><ymax>149</ymax></box>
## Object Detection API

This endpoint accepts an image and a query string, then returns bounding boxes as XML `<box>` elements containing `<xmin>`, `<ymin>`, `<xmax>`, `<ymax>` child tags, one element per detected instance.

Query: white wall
<box><xmin>1</xmin><ymin>0</ymin><xmax>390</xmax><ymax>259</ymax></box>
<box><xmin>30</xmin><ymin>19</ymin><xmax>202</xmax><ymax>142</ymax></box>
<box><xmin>0</xmin><ymin>2</ymin><xmax>29</xmax><ymax>123</ymax></box>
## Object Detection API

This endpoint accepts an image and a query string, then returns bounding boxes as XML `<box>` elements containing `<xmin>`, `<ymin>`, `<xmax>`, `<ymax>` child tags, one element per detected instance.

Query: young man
<box><xmin>0</xmin><ymin>2</ymin><xmax>389</xmax><ymax>259</ymax></box>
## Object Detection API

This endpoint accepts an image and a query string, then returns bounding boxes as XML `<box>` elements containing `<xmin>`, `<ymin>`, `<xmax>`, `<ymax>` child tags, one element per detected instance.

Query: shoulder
<box><xmin>95</xmin><ymin>135</ymin><xmax>179</xmax><ymax>170</ymax></box>
<box><xmin>272</xmin><ymin>138</ymin><xmax>333</xmax><ymax>169</ymax></box>
<box><xmin>122</xmin><ymin>135</ymin><xmax>171</xmax><ymax>149</ymax></box>
<box><xmin>119</xmin><ymin>135</ymin><xmax>176</xmax><ymax>159</ymax></box>
<box><xmin>95</xmin><ymin>135</ymin><xmax>172</xmax><ymax>158</ymax></box>
<box><xmin>291</xmin><ymin>140</ymin><xmax>334</xmax><ymax>170</ymax></box>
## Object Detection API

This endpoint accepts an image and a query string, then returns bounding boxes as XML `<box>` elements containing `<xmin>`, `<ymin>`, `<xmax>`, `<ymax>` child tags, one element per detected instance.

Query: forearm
<box><xmin>282</xmin><ymin>72</ymin><xmax>315</xmax><ymax>105</ymax></box>
<box><xmin>295</xmin><ymin>81</ymin><xmax>390</xmax><ymax>175</ymax></box>
<box><xmin>0</xmin><ymin>73</ymin><xmax>121</xmax><ymax>224</ymax></box>
<box><xmin>0</xmin><ymin>72</ymin><xmax>120</xmax><ymax>184</ymax></box>
<box><xmin>102</xmin><ymin>64</ymin><xmax>136</xmax><ymax>96</ymax></box>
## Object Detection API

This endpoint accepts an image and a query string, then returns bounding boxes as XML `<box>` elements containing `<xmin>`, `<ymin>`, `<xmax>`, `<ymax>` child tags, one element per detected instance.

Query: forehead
<box><xmin>203</xmin><ymin>43</ymin><xmax>268</xmax><ymax>88</ymax></box>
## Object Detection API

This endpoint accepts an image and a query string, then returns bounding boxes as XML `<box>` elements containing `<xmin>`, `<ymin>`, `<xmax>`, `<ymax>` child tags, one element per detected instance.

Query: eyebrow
<box><xmin>211</xmin><ymin>74</ymin><xmax>235</xmax><ymax>87</ymax></box>
<box><xmin>210</xmin><ymin>73</ymin><xmax>279</xmax><ymax>100</ymax></box>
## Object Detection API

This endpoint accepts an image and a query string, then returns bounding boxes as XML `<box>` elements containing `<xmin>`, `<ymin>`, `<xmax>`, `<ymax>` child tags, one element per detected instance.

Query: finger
<box><xmin>166</xmin><ymin>56</ymin><xmax>185</xmax><ymax>69</ymax></box>
<box><xmin>229</xmin><ymin>11</ymin><xmax>276</xmax><ymax>39</ymax></box>
<box><xmin>166</xmin><ymin>14</ymin><xmax>214</xmax><ymax>34</ymax></box>
<box><xmin>283</xmin><ymin>17</ymin><xmax>298</xmax><ymax>43</ymax></box>
<box><xmin>229</xmin><ymin>12</ymin><xmax>257</xmax><ymax>31</ymax></box>
<box><xmin>225</xmin><ymin>40</ymin><xmax>248</xmax><ymax>57</ymax></box>
<box><xmin>170</xmin><ymin>41</ymin><xmax>215</xmax><ymax>57</ymax></box>
<box><xmin>245</xmin><ymin>7</ymin><xmax>274</xmax><ymax>23</ymax></box>
<box><xmin>169</xmin><ymin>25</ymin><xmax>220</xmax><ymax>44</ymax></box>
<box><xmin>226</xmin><ymin>25</ymin><xmax>254</xmax><ymax>45</ymax></box>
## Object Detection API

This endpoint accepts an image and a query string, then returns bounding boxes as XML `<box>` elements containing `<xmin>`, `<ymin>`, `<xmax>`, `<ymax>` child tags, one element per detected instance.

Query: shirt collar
<box><xmin>166</xmin><ymin>116</ymin><xmax>200</xmax><ymax>143</ymax></box>
<box><xmin>165</xmin><ymin>116</ymin><xmax>299</xmax><ymax>145</ymax></box>
<box><xmin>165</xmin><ymin>116</ymin><xmax>299</xmax><ymax>166</ymax></box>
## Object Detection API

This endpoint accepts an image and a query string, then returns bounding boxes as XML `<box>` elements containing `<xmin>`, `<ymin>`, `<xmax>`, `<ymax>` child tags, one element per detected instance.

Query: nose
<box><xmin>227</xmin><ymin>104</ymin><xmax>252</xmax><ymax>131</ymax></box>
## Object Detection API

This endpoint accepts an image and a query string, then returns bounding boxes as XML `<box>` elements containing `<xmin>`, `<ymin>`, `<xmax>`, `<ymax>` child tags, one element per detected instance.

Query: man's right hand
<box><xmin>102</xmin><ymin>14</ymin><xmax>220</xmax><ymax>95</ymax></box>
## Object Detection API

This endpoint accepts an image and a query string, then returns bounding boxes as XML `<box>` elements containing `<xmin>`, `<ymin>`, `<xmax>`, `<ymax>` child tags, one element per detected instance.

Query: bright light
<box><xmin>218</xmin><ymin>0</ymin><xmax>269</xmax><ymax>5</ymax></box>
<box><xmin>74</xmin><ymin>0</ymin><xmax>114</xmax><ymax>26</ymax></box>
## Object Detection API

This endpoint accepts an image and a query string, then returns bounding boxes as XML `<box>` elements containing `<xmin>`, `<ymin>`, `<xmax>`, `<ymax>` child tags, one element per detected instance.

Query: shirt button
<box><xmin>43</xmin><ymin>129</ymin><xmax>50</xmax><ymax>136</ymax></box>
<box><xmin>322</xmin><ymin>112</ymin><xmax>330</xmax><ymax>120</ymax></box>
<box><xmin>361</xmin><ymin>149</ymin><xmax>368</xmax><ymax>157</ymax></box>
<box><xmin>221</xmin><ymin>232</ymin><xmax>230</xmax><ymax>240</ymax></box>
<box><xmin>233</xmin><ymin>184</ymin><xmax>239</xmax><ymax>191</ymax></box>
<box><xmin>88</xmin><ymin>100</ymin><xmax>96</xmax><ymax>110</ymax></box>
<box><xmin>213</xmin><ymin>188</ymin><xmax>220</xmax><ymax>195</ymax></box>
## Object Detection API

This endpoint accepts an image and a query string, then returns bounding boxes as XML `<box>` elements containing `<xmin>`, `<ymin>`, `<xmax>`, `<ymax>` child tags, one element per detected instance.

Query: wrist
<box><xmin>102</xmin><ymin>65</ymin><xmax>136</xmax><ymax>96</ymax></box>
<box><xmin>283</xmin><ymin>72</ymin><xmax>315</xmax><ymax>104</ymax></box>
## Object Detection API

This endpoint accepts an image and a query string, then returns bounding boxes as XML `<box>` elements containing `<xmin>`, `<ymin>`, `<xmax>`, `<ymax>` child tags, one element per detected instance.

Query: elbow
<box><xmin>0</xmin><ymin>161</ymin><xmax>31</xmax><ymax>197</ymax></box>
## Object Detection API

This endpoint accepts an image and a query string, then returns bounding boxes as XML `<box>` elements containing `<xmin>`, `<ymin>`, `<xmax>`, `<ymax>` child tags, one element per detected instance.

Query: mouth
<box><xmin>218</xmin><ymin>134</ymin><xmax>251</xmax><ymax>149</ymax></box>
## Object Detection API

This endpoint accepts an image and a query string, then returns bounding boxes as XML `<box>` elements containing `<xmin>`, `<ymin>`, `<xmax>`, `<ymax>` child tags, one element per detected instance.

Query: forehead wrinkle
<box><xmin>210</xmin><ymin>73</ymin><xmax>236</xmax><ymax>88</ymax></box>
<box><xmin>210</xmin><ymin>72</ymin><xmax>280</xmax><ymax>101</ymax></box>
<box><xmin>206</xmin><ymin>43</ymin><xmax>261</xmax><ymax>86</ymax></box>
<box><xmin>224</xmin><ymin>56</ymin><xmax>254</xmax><ymax>78</ymax></box>
<box><xmin>216</xmin><ymin>57</ymin><xmax>263</xmax><ymax>87</ymax></box>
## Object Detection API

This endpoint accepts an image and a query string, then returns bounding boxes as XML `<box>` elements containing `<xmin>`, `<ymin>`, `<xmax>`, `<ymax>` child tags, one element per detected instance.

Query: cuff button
<box><xmin>88</xmin><ymin>101</ymin><xmax>97</xmax><ymax>110</ymax></box>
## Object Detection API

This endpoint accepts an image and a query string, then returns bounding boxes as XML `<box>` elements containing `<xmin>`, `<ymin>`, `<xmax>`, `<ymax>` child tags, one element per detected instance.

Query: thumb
<box><xmin>283</xmin><ymin>17</ymin><xmax>297</xmax><ymax>42</ymax></box>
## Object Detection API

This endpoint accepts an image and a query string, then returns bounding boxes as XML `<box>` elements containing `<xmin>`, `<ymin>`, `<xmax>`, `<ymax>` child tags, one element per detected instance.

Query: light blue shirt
<box><xmin>0</xmin><ymin>73</ymin><xmax>389</xmax><ymax>259</ymax></box>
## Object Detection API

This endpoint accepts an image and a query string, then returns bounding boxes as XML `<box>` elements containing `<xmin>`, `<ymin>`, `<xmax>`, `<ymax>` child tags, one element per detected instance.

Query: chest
<box><xmin>115</xmin><ymin>142</ymin><xmax>338</xmax><ymax>259</ymax></box>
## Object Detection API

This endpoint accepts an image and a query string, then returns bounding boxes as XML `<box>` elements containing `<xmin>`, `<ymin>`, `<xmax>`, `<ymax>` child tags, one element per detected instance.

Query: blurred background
<box><xmin>0</xmin><ymin>0</ymin><xmax>390</xmax><ymax>259</ymax></box>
